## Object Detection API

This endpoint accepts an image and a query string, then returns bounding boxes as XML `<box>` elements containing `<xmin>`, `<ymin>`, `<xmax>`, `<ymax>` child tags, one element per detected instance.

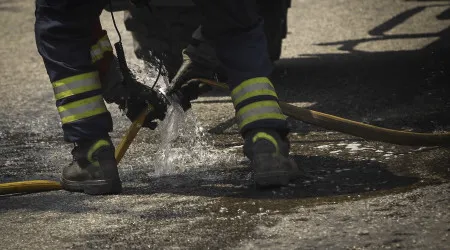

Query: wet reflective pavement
<box><xmin>1</xmin><ymin>0</ymin><xmax>449</xmax><ymax>249</ymax></box>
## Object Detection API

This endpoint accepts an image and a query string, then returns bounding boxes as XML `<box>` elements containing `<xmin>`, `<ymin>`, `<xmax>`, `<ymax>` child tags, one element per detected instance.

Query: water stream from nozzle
<box><xmin>155</xmin><ymin>84</ymin><xmax>223</xmax><ymax>176</ymax></box>
<box><xmin>107</xmin><ymin>2</ymin><xmax>238</xmax><ymax>179</ymax></box>
<box><xmin>129</xmin><ymin>61</ymin><xmax>239</xmax><ymax>178</ymax></box>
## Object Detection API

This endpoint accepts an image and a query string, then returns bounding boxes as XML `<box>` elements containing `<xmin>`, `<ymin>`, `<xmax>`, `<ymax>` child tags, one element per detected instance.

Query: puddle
<box><xmin>206</xmin><ymin>179</ymin><xmax>442</xmax><ymax>217</ymax></box>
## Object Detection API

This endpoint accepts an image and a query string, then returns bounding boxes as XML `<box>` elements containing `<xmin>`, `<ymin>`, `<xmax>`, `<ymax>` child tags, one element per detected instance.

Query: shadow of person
<box><xmin>0</xmin><ymin>153</ymin><xmax>423</xmax><ymax>214</ymax></box>
<box><xmin>123</xmin><ymin>154</ymin><xmax>420</xmax><ymax>201</ymax></box>
<box><xmin>203</xmin><ymin>24</ymin><xmax>450</xmax><ymax>136</ymax></box>
<box><xmin>270</xmin><ymin>32</ymin><xmax>450</xmax><ymax>135</ymax></box>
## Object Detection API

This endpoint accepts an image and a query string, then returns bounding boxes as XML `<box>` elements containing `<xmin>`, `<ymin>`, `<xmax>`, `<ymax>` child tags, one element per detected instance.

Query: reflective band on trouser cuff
<box><xmin>231</xmin><ymin>77</ymin><xmax>277</xmax><ymax>107</ymax></box>
<box><xmin>52</xmin><ymin>72</ymin><xmax>102</xmax><ymax>100</ymax></box>
<box><xmin>231</xmin><ymin>77</ymin><xmax>285</xmax><ymax>130</ymax></box>
<box><xmin>57</xmin><ymin>95</ymin><xmax>108</xmax><ymax>124</ymax></box>
<box><xmin>236</xmin><ymin>100</ymin><xmax>286</xmax><ymax>130</ymax></box>
<box><xmin>91</xmin><ymin>35</ymin><xmax>113</xmax><ymax>63</ymax></box>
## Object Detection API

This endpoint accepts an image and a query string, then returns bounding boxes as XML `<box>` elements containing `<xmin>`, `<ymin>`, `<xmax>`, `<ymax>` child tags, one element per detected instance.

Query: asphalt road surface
<box><xmin>1</xmin><ymin>0</ymin><xmax>449</xmax><ymax>249</ymax></box>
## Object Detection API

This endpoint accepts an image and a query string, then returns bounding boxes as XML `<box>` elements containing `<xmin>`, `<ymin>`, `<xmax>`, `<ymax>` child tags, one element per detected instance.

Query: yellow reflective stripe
<box><xmin>233</xmin><ymin>89</ymin><xmax>278</xmax><ymax>107</ymax></box>
<box><xmin>54</xmin><ymin>82</ymin><xmax>102</xmax><ymax>100</ymax></box>
<box><xmin>58</xmin><ymin>95</ymin><xmax>106</xmax><ymax>123</ymax></box>
<box><xmin>60</xmin><ymin>106</ymin><xmax>107</xmax><ymax>124</ymax></box>
<box><xmin>231</xmin><ymin>78</ymin><xmax>278</xmax><ymax>107</ymax></box>
<box><xmin>238</xmin><ymin>106</ymin><xmax>283</xmax><ymax>126</ymax></box>
<box><xmin>91</xmin><ymin>35</ymin><xmax>113</xmax><ymax>63</ymax></box>
<box><xmin>236</xmin><ymin>101</ymin><xmax>285</xmax><ymax>128</ymax></box>
<box><xmin>91</xmin><ymin>44</ymin><xmax>102</xmax><ymax>63</ymax></box>
<box><xmin>99</xmin><ymin>36</ymin><xmax>113</xmax><ymax>51</ymax></box>
<box><xmin>58</xmin><ymin>95</ymin><xmax>107</xmax><ymax>124</ymax></box>
<box><xmin>52</xmin><ymin>72</ymin><xmax>101</xmax><ymax>100</ymax></box>
<box><xmin>252</xmin><ymin>132</ymin><xmax>279</xmax><ymax>155</ymax></box>
<box><xmin>91</xmin><ymin>44</ymin><xmax>102</xmax><ymax>56</ymax></box>
<box><xmin>231</xmin><ymin>77</ymin><xmax>274</xmax><ymax>96</ymax></box>
<box><xmin>57</xmin><ymin>95</ymin><xmax>103</xmax><ymax>113</ymax></box>
<box><xmin>52</xmin><ymin>72</ymin><xmax>98</xmax><ymax>88</ymax></box>
<box><xmin>91</xmin><ymin>55</ymin><xmax>102</xmax><ymax>63</ymax></box>
<box><xmin>87</xmin><ymin>139</ymin><xmax>111</xmax><ymax>166</ymax></box>
<box><xmin>53</xmin><ymin>77</ymin><xmax>99</xmax><ymax>97</ymax></box>
<box><xmin>236</xmin><ymin>100</ymin><xmax>280</xmax><ymax>117</ymax></box>
<box><xmin>239</xmin><ymin>113</ymin><xmax>287</xmax><ymax>130</ymax></box>
<box><xmin>232</xmin><ymin>82</ymin><xmax>275</xmax><ymax>106</ymax></box>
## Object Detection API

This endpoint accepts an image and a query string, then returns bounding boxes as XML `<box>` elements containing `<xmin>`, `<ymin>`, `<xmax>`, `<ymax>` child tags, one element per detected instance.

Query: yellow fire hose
<box><xmin>1</xmin><ymin>79</ymin><xmax>449</xmax><ymax>195</ymax></box>
<box><xmin>196</xmin><ymin>78</ymin><xmax>450</xmax><ymax>146</ymax></box>
<box><xmin>0</xmin><ymin>106</ymin><xmax>153</xmax><ymax>195</ymax></box>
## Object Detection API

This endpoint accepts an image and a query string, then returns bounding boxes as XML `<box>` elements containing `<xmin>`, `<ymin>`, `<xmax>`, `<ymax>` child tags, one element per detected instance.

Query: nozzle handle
<box><xmin>114</xmin><ymin>42</ymin><xmax>133</xmax><ymax>86</ymax></box>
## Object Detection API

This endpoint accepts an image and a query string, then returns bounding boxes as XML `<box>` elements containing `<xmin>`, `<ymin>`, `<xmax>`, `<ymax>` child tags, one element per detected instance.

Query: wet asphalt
<box><xmin>1</xmin><ymin>0</ymin><xmax>449</xmax><ymax>249</ymax></box>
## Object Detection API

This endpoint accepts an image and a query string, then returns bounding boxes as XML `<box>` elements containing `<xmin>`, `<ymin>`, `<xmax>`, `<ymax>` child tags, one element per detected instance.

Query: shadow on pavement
<box><xmin>0</xmin><ymin>2</ymin><xmax>448</xmax><ymax>214</ymax></box>
<box><xmin>207</xmin><ymin>4</ymin><xmax>450</xmax><ymax>135</ymax></box>
<box><xmin>272</xmin><ymin>48</ymin><xmax>450</xmax><ymax>134</ymax></box>
<box><xmin>0</xmin><ymin>152</ymin><xmax>423</xmax><ymax>213</ymax></box>
<box><xmin>123</xmin><ymin>154</ymin><xmax>420</xmax><ymax>200</ymax></box>
<box><xmin>274</xmin><ymin>4</ymin><xmax>450</xmax><ymax>132</ymax></box>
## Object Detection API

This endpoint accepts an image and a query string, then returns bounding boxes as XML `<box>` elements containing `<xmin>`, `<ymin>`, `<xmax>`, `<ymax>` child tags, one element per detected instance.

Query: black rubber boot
<box><xmin>60</xmin><ymin>138</ymin><xmax>122</xmax><ymax>195</ymax></box>
<box><xmin>244</xmin><ymin>129</ymin><xmax>300</xmax><ymax>187</ymax></box>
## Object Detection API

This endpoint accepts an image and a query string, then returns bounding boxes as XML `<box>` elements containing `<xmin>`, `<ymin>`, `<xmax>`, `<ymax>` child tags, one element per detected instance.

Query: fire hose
<box><xmin>1</xmin><ymin>78</ymin><xmax>449</xmax><ymax>195</ymax></box>
<box><xmin>0</xmin><ymin>105</ymin><xmax>153</xmax><ymax>195</ymax></box>
<box><xmin>196</xmin><ymin>78</ymin><xmax>450</xmax><ymax>147</ymax></box>
<box><xmin>1</xmin><ymin>0</ymin><xmax>448</xmax><ymax>195</ymax></box>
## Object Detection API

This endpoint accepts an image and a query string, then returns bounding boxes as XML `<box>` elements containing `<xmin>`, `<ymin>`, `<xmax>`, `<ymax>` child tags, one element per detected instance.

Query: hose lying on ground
<box><xmin>1</xmin><ymin>79</ymin><xmax>449</xmax><ymax>195</ymax></box>
<box><xmin>0</xmin><ymin>180</ymin><xmax>62</xmax><ymax>195</ymax></box>
<box><xmin>196</xmin><ymin>78</ymin><xmax>450</xmax><ymax>147</ymax></box>
<box><xmin>279</xmin><ymin>102</ymin><xmax>450</xmax><ymax>146</ymax></box>
<box><xmin>0</xmin><ymin>107</ymin><xmax>153</xmax><ymax>195</ymax></box>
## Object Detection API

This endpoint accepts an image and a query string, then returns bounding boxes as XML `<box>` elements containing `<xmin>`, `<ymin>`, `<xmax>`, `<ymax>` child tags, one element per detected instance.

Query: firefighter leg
<box><xmin>35</xmin><ymin>0</ymin><xmax>121</xmax><ymax>194</ymax></box>
<box><xmin>195</xmin><ymin>0</ymin><xmax>299</xmax><ymax>186</ymax></box>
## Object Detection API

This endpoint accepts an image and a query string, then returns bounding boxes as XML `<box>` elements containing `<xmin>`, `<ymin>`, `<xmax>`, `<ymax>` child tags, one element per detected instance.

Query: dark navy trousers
<box><xmin>35</xmin><ymin>0</ymin><xmax>286</xmax><ymax>142</ymax></box>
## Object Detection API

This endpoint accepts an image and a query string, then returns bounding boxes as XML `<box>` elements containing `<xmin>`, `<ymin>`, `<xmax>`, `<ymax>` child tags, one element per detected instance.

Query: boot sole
<box><xmin>60</xmin><ymin>177</ymin><xmax>122</xmax><ymax>195</ymax></box>
<box><xmin>254</xmin><ymin>170</ymin><xmax>290</xmax><ymax>187</ymax></box>
<box><xmin>252</xmin><ymin>154</ymin><xmax>297</xmax><ymax>188</ymax></box>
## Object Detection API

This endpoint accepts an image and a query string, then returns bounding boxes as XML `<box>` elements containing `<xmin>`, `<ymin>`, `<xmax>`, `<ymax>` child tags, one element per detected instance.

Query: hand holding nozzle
<box><xmin>103</xmin><ymin>41</ymin><xmax>170</xmax><ymax>129</ymax></box>
<box><xmin>165</xmin><ymin>49</ymin><xmax>219</xmax><ymax>110</ymax></box>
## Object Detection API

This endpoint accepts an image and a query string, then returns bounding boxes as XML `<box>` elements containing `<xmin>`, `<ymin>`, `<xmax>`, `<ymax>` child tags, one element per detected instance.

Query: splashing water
<box><xmin>153</xmin><ymin>96</ymin><xmax>236</xmax><ymax>176</ymax></box>
<box><xmin>129</xmin><ymin>60</ymin><xmax>238</xmax><ymax>177</ymax></box>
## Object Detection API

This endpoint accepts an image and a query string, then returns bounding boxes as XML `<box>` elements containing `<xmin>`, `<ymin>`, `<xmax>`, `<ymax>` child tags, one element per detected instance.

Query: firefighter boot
<box><xmin>61</xmin><ymin>138</ymin><xmax>122</xmax><ymax>195</ymax></box>
<box><xmin>244</xmin><ymin>129</ymin><xmax>299</xmax><ymax>187</ymax></box>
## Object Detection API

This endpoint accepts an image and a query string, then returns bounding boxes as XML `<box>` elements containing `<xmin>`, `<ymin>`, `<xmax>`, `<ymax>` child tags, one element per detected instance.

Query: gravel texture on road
<box><xmin>1</xmin><ymin>0</ymin><xmax>449</xmax><ymax>249</ymax></box>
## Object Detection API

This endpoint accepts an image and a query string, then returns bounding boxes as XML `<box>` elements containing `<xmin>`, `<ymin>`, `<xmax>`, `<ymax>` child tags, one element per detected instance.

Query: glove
<box><xmin>168</xmin><ymin>49</ymin><xmax>215</xmax><ymax>110</ymax></box>
<box><xmin>116</xmin><ymin>83</ymin><xmax>168</xmax><ymax>129</ymax></box>
<box><xmin>102</xmin><ymin>56</ymin><xmax>168</xmax><ymax>128</ymax></box>
<box><xmin>168</xmin><ymin>26</ymin><xmax>226</xmax><ymax>107</ymax></box>
<box><xmin>106</xmin><ymin>80</ymin><xmax>168</xmax><ymax>129</ymax></box>
<box><xmin>168</xmin><ymin>43</ymin><xmax>225</xmax><ymax>111</ymax></box>
<box><xmin>171</xmin><ymin>79</ymin><xmax>213</xmax><ymax>111</ymax></box>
